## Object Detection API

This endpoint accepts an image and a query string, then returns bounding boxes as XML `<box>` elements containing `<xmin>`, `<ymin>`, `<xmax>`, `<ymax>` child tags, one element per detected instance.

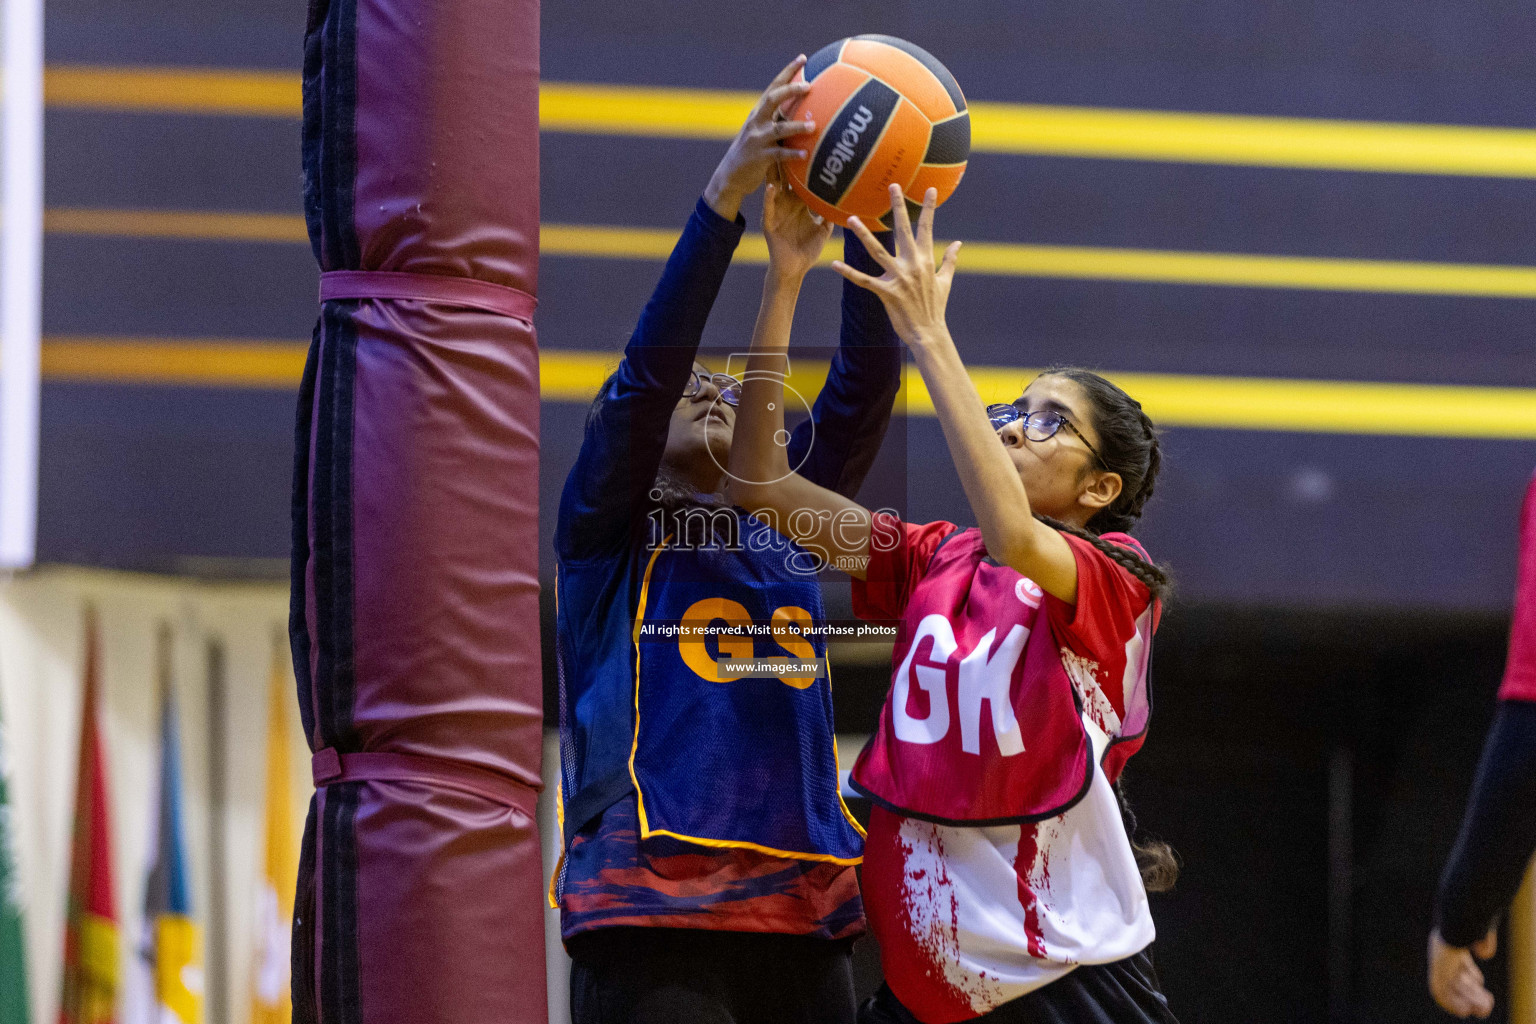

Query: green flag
<box><xmin>0</xmin><ymin>691</ymin><xmax>31</xmax><ymax>1024</ymax></box>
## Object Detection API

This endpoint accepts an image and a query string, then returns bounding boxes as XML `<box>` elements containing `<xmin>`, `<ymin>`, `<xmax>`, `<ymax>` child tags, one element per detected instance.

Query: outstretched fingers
<box><xmin>937</xmin><ymin>240</ymin><xmax>963</xmax><ymax>282</ymax></box>
<box><xmin>843</xmin><ymin>216</ymin><xmax>897</xmax><ymax>272</ymax></box>
<box><xmin>763</xmin><ymin>116</ymin><xmax>814</xmax><ymax>161</ymax></box>
<box><xmin>830</xmin><ymin>259</ymin><xmax>884</xmax><ymax>294</ymax></box>
<box><xmin>748</xmin><ymin>92</ymin><xmax>813</xmax><ymax>162</ymax></box>
<box><xmin>886</xmin><ymin>183</ymin><xmax>917</xmax><ymax>257</ymax></box>
<box><xmin>915</xmin><ymin>187</ymin><xmax>938</xmax><ymax>254</ymax></box>
<box><xmin>756</xmin><ymin>59</ymin><xmax>809</xmax><ymax>123</ymax></box>
<box><xmin>768</xmin><ymin>118</ymin><xmax>815</xmax><ymax>140</ymax></box>
<box><xmin>761</xmin><ymin>80</ymin><xmax>812</xmax><ymax>119</ymax></box>
<box><xmin>767</xmin><ymin>54</ymin><xmax>807</xmax><ymax>94</ymax></box>
<box><xmin>770</xmin><ymin>80</ymin><xmax>813</xmax><ymax>121</ymax></box>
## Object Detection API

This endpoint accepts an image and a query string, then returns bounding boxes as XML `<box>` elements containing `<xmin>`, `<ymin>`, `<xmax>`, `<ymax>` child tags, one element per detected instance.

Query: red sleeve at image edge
<box><xmin>1044</xmin><ymin>531</ymin><xmax>1156</xmax><ymax>665</ymax></box>
<box><xmin>1499</xmin><ymin>473</ymin><xmax>1536</xmax><ymax>702</ymax></box>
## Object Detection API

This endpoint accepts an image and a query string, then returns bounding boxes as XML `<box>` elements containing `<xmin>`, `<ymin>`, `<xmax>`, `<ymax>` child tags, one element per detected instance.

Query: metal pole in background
<box><xmin>206</xmin><ymin>638</ymin><xmax>229</xmax><ymax>1024</ymax></box>
<box><xmin>0</xmin><ymin>0</ymin><xmax>43</xmax><ymax>569</ymax></box>
<box><xmin>1328</xmin><ymin>747</ymin><xmax>1354</xmax><ymax>1022</ymax></box>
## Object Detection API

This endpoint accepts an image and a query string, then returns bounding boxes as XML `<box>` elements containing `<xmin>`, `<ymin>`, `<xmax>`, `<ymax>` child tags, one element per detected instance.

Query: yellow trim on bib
<box><xmin>829</xmin><ymin>715</ymin><xmax>868</xmax><ymax>840</ymax></box>
<box><xmin>546</xmin><ymin>768</ymin><xmax>565</xmax><ymax>909</ymax></box>
<box><xmin>628</xmin><ymin>537</ymin><xmax>670</xmax><ymax>837</ymax></box>
<box><xmin>639</xmin><ymin>828</ymin><xmax>864</xmax><ymax>866</ymax></box>
<box><xmin>548</xmin><ymin>566</ymin><xmax>569</xmax><ymax>909</ymax></box>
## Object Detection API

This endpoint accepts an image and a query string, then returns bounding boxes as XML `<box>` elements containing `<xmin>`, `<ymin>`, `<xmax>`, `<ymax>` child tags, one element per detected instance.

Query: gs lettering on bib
<box><xmin>851</xmin><ymin>517</ymin><xmax>1156</xmax><ymax>826</ymax></box>
<box><xmin>629</xmin><ymin>512</ymin><xmax>865</xmax><ymax>863</ymax></box>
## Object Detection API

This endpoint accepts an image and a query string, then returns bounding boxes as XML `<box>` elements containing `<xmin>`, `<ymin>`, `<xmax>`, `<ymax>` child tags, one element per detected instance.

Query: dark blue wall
<box><xmin>38</xmin><ymin>1</ymin><xmax>1536</xmax><ymax>608</ymax></box>
<box><xmin>37</xmin><ymin>3</ymin><xmax>1536</xmax><ymax>1020</ymax></box>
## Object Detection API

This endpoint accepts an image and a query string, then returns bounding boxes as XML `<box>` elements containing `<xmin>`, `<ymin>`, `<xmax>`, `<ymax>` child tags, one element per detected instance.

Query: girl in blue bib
<box><xmin>551</xmin><ymin>55</ymin><xmax>900</xmax><ymax>1024</ymax></box>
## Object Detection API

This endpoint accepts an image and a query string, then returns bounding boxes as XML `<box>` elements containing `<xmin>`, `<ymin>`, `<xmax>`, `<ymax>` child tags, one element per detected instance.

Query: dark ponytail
<box><xmin>1033</xmin><ymin>366</ymin><xmax>1171</xmax><ymax>601</ymax></box>
<box><xmin>1035</xmin><ymin>367</ymin><xmax>1178</xmax><ymax>890</ymax></box>
<box><xmin>1036</xmin><ymin>515</ymin><xmax>1169</xmax><ymax>600</ymax></box>
<box><xmin>1116</xmin><ymin>776</ymin><xmax>1179</xmax><ymax>893</ymax></box>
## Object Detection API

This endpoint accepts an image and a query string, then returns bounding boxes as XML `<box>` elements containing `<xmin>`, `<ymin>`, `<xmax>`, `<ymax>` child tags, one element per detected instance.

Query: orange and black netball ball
<box><xmin>781</xmin><ymin>35</ymin><xmax>970</xmax><ymax>227</ymax></box>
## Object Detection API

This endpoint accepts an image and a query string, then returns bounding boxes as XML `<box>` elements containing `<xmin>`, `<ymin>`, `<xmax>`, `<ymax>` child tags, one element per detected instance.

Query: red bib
<box><xmin>852</xmin><ymin>525</ymin><xmax>1152</xmax><ymax>825</ymax></box>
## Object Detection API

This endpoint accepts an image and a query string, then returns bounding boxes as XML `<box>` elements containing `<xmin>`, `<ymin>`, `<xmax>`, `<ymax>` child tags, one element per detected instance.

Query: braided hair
<box><xmin>1116</xmin><ymin>777</ymin><xmax>1179</xmax><ymax>893</ymax></box>
<box><xmin>1032</xmin><ymin>367</ymin><xmax>1170</xmax><ymax>601</ymax></box>
<box><xmin>1037</xmin><ymin>515</ymin><xmax>1169</xmax><ymax>600</ymax></box>
<box><xmin>1032</xmin><ymin>367</ymin><xmax>1178</xmax><ymax>890</ymax></box>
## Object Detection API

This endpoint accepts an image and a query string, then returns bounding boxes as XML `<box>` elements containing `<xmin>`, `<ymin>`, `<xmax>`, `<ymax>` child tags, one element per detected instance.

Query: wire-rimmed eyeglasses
<box><xmin>683</xmin><ymin>371</ymin><xmax>743</xmax><ymax>407</ymax></box>
<box><xmin>986</xmin><ymin>403</ymin><xmax>1107</xmax><ymax>469</ymax></box>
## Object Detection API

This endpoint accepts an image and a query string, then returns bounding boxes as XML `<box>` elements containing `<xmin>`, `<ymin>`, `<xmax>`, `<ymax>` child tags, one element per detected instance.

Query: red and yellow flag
<box><xmin>59</xmin><ymin>607</ymin><xmax>119</xmax><ymax>1024</ymax></box>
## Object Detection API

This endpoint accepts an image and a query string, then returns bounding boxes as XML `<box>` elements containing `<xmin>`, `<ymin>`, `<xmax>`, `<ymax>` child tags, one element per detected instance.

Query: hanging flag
<box><xmin>251</xmin><ymin>629</ymin><xmax>295</xmax><ymax>1024</ymax></box>
<box><xmin>59</xmin><ymin>606</ymin><xmax>119</xmax><ymax>1024</ymax></box>
<box><xmin>0</xmin><ymin>679</ymin><xmax>31</xmax><ymax>1024</ymax></box>
<box><xmin>132</xmin><ymin>625</ymin><xmax>203</xmax><ymax>1024</ymax></box>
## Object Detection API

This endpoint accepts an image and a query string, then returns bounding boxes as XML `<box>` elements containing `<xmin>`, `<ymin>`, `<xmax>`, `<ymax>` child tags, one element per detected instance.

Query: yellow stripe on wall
<box><xmin>36</xmin><ymin>338</ymin><xmax>1536</xmax><ymax>440</ymax></box>
<box><xmin>545</xmin><ymin>82</ymin><xmax>1536</xmax><ymax>179</ymax></box>
<box><xmin>967</xmin><ymin>102</ymin><xmax>1536</xmax><ymax>178</ymax></box>
<box><xmin>539</xmin><ymin>82</ymin><xmax>754</xmax><ymax>140</ymax></box>
<box><xmin>957</xmin><ymin>367</ymin><xmax>1536</xmax><ymax>441</ymax></box>
<box><xmin>42</xmin><ymin>337</ymin><xmax>308</xmax><ymax>387</ymax></box>
<box><xmin>45</xmin><ymin>208</ymin><xmax>308</xmax><ymax>243</ymax></box>
<box><xmin>951</xmin><ymin>241</ymin><xmax>1536</xmax><ymax>299</ymax></box>
<box><xmin>50</xmin><ymin>207</ymin><xmax>1536</xmax><ymax>300</ymax></box>
<box><xmin>539</xmin><ymin>349</ymin><xmax>619</xmax><ymax>402</ymax></box>
<box><xmin>46</xmin><ymin>65</ymin><xmax>299</xmax><ymax>116</ymax></box>
<box><xmin>42</xmin><ymin>66</ymin><xmax>1536</xmax><ymax>179</ymax></box>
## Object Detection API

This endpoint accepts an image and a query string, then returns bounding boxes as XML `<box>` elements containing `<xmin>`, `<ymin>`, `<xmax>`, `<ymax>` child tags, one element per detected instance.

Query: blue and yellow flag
<box><xmin>136</xmin><ymin>627</ymin><xmax>202</xmax><ymax>1024</ymax></box>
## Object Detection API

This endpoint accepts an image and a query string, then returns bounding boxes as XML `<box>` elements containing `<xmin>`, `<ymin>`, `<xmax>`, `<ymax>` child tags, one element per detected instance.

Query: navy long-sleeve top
<box><xmin>1434</xmin><ymin>701</ymin><xmax>1536</xmax><ymax>946</ymax></box>
<box><xmin>551</xmin><ymin>197</ymin><xmax>900</xmax><ymax>941</ymax></box>
<box><xmin>1434</xmin><ymin>473</ymin><xmax>1536</xmax><ymax>946</ymax></box>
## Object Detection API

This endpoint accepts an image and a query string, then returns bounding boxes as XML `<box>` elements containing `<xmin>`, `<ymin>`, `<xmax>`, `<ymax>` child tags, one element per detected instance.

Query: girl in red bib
<box><xmin>728</xmin><ymin>182</ymin><xmax>1178</xmax><ymax>1024</ymax></box>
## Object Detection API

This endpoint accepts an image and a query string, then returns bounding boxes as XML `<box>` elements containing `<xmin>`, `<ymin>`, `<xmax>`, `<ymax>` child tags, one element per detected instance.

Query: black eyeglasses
<box><xmin>682</xmin><ymin>371</ymin><xmax>743</xmax><ymax>407</ymax></box>
<box><xmin>986</xmin><ymin>403</ymin><xmax>1107</xmax><ymax>469</ymax></box>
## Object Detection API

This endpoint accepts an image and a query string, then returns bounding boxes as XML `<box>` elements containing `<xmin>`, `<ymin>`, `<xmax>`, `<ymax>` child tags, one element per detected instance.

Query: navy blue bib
<box><xmin>629</xmin><ymin>512</ymin><xmax>865</xmax><ymax>863</ymax></box>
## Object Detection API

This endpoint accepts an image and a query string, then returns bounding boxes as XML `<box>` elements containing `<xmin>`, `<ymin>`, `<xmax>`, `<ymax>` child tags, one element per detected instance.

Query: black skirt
<box><xmin>568</xmin><ymin>926</ymin><xmax>858</xmax><ymax>1024</ymax></box>
<box><xmin>858</xmin><ymin>948</ymin><xmax>1180</xmax><ymax>1024</ymax></box>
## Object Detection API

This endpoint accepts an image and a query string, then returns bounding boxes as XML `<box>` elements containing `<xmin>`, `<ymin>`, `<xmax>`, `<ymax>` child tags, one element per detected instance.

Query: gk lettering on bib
<box><xmin>851</xmin><ymin>518</ymin><xmax>1156</xmax><ymax>826</ymax></box>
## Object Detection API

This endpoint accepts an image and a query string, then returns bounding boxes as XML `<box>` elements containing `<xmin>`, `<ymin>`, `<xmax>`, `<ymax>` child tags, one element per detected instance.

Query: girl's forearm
<box><xmin>729</xmin><ymin>268</ymin><xmax>875</xmax><ymax>576</ymax></box>
<box><xmin>728</xmin><ymin>272</ymin><xmax>803</xmax><ymax>490</ymax></box>
<box><xmin>909</xmin><ymin>329</ymin><xmax>1039</xmax><ymax>560</ymax></box>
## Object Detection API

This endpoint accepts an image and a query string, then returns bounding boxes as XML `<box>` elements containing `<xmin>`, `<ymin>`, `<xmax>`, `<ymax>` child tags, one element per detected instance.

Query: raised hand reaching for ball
<box><xmin>833</xmin><ymin>183</ymin><xmax>962</xmax><ymax>349</ymax></box>
<box><xmin>762</xmin><ymin>181</ymin><xmax>833</xmax><ymax>283</ymax></box>
<box><xmin>702</xmin><ymin>56</ymin><xmax>818</xmax><ymax>221</ymax></box>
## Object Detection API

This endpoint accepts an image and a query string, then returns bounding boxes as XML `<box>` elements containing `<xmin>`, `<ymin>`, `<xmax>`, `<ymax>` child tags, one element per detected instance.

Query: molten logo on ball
<box><xmin>782</xmin><ymin>34</ymin><xmax>970</xmax><ymax>227</ymax></box>
<box><xmin>816</xmin><ymin>104</ymin><xmax>874</xmax><ymax>191</ymax></box>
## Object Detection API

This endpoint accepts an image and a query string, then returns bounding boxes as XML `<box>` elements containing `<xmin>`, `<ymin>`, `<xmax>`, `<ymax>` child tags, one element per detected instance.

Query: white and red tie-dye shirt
<box><xmin>852</xmin><ymin>516</ymin><xmax>1160</xmax><ymax>1023</ymax></box>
